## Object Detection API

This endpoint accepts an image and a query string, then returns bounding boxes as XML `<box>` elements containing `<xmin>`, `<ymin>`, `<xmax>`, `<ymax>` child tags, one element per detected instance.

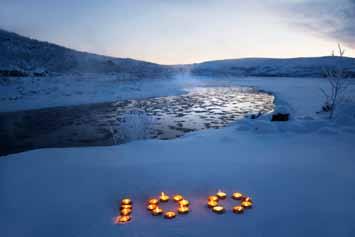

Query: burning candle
<box><xmin>115</xmin><ymin>215</ymin><xmax>132</xmax><ymax>224</ymax></box>
<box><xmin>160</xmin><ymin>192</ymin><xmax>170</xmax><ymax>202</ymax></box>
<box><xmin>179</xmin><ymin>199</ymin><xmax>190</xmax><ymax>206</ymax></box>
<box><xmin>164</xmin><ymin>211</ymin><xmax>177</xmax><ymax>219</ymax></box>
<box><xmin>120</xmin><ymin>208</ymin><xmax>132</xmax><ymax>216</ymax></box>
<box><xmin>177</xmin><ymin>205</ymin><xmax>190</xmax><ymax>214</ymax></box>
<box><xmin>148</xmin><ymin>198</ymin><xmax>159</xmax><ymax>205</ymax></box>
<box><xmin>232</xmin><ymin>205</ymin><xmax>244</xmax><ymax>214</ymax></box>
<box><xmin>120</xmin><ymin>204</ymin><xmax>132</xmax><ymax>210</ymax></box>
<box><xmin>207</xmin><ymin>200</ymin><xmax>219</xmax><ymax>208</ymax></box>
<box><xmin>212</xmin><ymin>205</ymin><xmax>225</xmax><ymax>214</ymax></box>
<box><xmin>232</xmin><ymin>192</ymin><xmax>243</xmax><ymax>200</ymax></box>
<box><xmin>241</xmin><ymin>201</ymin><xmax>253</xmax><ymax>209</ymax></box>
<box><xmin>152</xmin><ymin>207</ymin><xmax>164</xmax><ymax>216</ymax></box>
<box><xmin>208</xmin><ymin>195</ymin><xmax>219</xmax><ymax>202</ymax></box>
<box><xmin>121</xmin><ymin>198</ymin><xmax>132</xmax><ymax>205</ymax></box>
<box><xmin>173</xmin><ymin>194</ymin><xmax>183</xmax><ymax>202</ymax></box>
<box><xmin>147</xmin><ymin>204</ymin><xmax>157</xmax><ymax>211</ymax></box>
<box><xmin>216</xmin><ymin>190</ymin><xmax>227</xmax><ymax>199</ymax></box>
<box><xmin>242</xmin><ymin>197</ymin><xmax>253</xmax><ymax>203</ymax></box>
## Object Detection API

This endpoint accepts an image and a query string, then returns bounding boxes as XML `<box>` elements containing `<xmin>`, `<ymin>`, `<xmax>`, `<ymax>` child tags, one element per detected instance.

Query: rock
<box><xmin>271</xmin><ymin>113</ymin><xmax>289</xmax><ymax>122</ymax></box>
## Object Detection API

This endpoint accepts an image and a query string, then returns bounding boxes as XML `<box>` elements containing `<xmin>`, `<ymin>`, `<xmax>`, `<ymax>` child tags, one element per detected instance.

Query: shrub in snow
<box><xmin>119</xmin><ymin>109</ymin><xmax>155</xmax><ymax>141</ymax></box>
<box><xmin>321</xmin><ymin>44</ymin><xmax>352</xmax><ymax>119</ymax></box>
<box><xmin>250</xmin><ymin>112</ymin><xmax>262</xmax><ymax>119</ymax></box>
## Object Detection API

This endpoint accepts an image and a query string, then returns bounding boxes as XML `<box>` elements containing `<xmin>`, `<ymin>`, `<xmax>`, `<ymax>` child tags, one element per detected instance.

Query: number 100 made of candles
<box><xmin>115</xmin><ymin>191</ymin><xmax>254</xmax><ymax>224</ymax></box>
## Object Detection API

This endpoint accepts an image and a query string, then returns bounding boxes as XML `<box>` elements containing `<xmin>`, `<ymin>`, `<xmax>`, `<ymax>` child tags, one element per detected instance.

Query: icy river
<box><xmin>0</xmin><ymin>86</ymin><xmax>274</xmax><ymax>155</ymax></box>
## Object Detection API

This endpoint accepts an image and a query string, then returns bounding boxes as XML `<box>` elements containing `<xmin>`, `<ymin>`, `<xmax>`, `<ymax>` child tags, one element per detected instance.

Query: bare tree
<box><xmin>321</xmin><ymin>44</ymin><xmax>351</xmax><ymax>119</ymax></box>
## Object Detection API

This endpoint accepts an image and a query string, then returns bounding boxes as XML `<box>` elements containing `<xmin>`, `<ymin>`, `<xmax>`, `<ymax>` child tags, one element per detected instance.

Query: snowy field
<box><xmin>1</xmin><ymin>75</ymin><xmax>355</xmax><ymax>237</ymax></box>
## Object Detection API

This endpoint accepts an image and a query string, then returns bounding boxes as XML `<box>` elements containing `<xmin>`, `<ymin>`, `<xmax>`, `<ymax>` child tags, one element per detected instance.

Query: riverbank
<box><xmin>0</xmin><ymin>86</ymin><xmax>274</xmax><ymax>156</ymax></box>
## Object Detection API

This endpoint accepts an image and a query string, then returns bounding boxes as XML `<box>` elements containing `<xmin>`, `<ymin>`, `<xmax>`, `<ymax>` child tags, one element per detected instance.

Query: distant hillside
<box><xmin>0</xmin><ymin>29</ymin><xmax>171</xmax><ymax>78</ymax></box>
<box><xmin>1</xmin><ymin>29</ymin><xmax>355</xmax><ymax>79</ymax></box>
<box><xmin>191</xmin><ymin>57</ymin><xmax>355</xmax><ymax>78</ymax></box>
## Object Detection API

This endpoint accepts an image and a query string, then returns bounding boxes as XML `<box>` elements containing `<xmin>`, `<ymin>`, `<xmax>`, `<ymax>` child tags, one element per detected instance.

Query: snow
<box><xmin>0</xmin><ymin>75</ymin><xmax>186</xmax><ymax>112</ymax></box>
<box><xmin>0</xmin><ymin>74</ymin><xmax>351</xmax><ymax>114</ymax></box>
<box><xmin>192</xmin><ymin>57</ymin><xmax>355</xmax><ymax>78</ymax></box>
<box><xmin>1</xmin><ymin>127</ymin><xmax>355</xmax><ymax>237</ymax></box>
<box><xmin>1</xmin><ymin>75</ymin><xmax>355</xmax><ymax>237</ymax></box>
<box><xmin>0</xmin><ymin>29</ymin><xmax>170</xmax><ymax>76</ymax></box>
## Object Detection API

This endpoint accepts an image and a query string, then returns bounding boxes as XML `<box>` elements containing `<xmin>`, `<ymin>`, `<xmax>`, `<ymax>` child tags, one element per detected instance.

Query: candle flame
<box><xmin>114</xmin><ymin>215</ymin><xmax>131</xmax><ymax>224</ymax></box>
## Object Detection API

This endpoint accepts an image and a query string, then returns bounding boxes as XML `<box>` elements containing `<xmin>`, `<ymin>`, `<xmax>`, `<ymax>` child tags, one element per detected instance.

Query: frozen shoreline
<box><xmin>0</xmin><ymin>74</ymin><xmax>343</xmax><ymax>113</ymax></box>
<box><xmin>0</xmin><ymin>75</ymin><xmax>187</xmax><ymax>113</ymax></box>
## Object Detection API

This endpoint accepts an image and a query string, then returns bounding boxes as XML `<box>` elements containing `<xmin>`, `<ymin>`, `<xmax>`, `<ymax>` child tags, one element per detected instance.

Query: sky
<box><xmin>0</xmin><ymin>0</ymin><xmax>354</xmax><ymax>64</ymax></box>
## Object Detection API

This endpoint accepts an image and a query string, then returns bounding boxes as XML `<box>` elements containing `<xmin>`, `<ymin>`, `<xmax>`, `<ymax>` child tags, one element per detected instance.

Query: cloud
<box><xmin>279</xmin><ymin>0</ymin><xmax>355</xmax><ymax>49</ymax></box>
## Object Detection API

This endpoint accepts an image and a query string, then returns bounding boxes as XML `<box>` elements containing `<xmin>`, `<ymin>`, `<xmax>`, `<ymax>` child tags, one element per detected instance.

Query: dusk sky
<box><xmin>1</xmin><ymin>0</ymin><xmax>354</xmax><ymax>64</ymax></box>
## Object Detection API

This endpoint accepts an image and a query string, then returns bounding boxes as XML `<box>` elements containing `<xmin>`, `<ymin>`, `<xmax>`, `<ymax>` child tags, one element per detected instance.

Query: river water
<box><xmin>0</xmin><ymin>86</ymin><xmax>274</xmax><ymax>156</ymax></box>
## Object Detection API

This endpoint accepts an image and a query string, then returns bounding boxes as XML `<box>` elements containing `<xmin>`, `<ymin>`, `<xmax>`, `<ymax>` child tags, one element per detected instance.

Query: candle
<box><xmin>208</xmin><ymin>195</ymin><xmax>219</xmax><ymax>202</ymax></box>
<box><xmin>115</xmin><ymin>215</ymin><xmax>131</xmax><ymax>224</ymax></box>
<box><xmin>120</xmin><ymin>204</ymin><xmax>132</xmax><ymax>210</ymax></box>
<box><xmin>173</xmin><ymin>194</ymin><xmax>183</xmax><ymax>202</ymax></box>
<box><xmin>121</xmin><ymin>198</ymin><xmax>132</xmax><ymax>205</ymax></box>
<box><xmin>152</xmin><ymin>207</ymin><xmax>164</xmax><ymax>216</ymax></box>
<box><xmin>164</xmin><ymin>211</ymin><xmax>177</xmax><ymax>219</ymax></box>
<box><xmin>232</xmin><ymin>192</ymin><xmax>243</xmax><ymax>200</ymax></box>
<box><xmin>177</xmin><ymin>205</ymin><xmax>190</xmax><ymax>214</ymax></box>
<box><xmin>160</xmin><ymin>192</ymin><xmax>170</xmax><ymax>202</ymax></box>
<box><xmin>212</xmin><ymin>205</ymin><xmax>225</xmax><ymax>214</ymax></box>
<box><xmin>207</xmin><ymin>200</ymin><xmax>219</xmax><ymax>208</ymax></box>
<box><xmin>147</xmin><ymin>204</ymin><xmax>157</xmax><ymax>211</ymax></box>
<box><xmin>148</xmin><ymin>198</ymin><xmax>159</xmax><ymax>205</ymax></box>
<box><xmin>120</xmin><ymin>208</ymin><xmax>132</xmax><ymax>216</ymax></box>
<box><xmin>241</xmin><ymin>201</ymin><xmax>253</xmax><ymax>209</ymax></box>
<box><xmin>242</xmin><ymin>197</ymin><xmax>253</xmax><ymax>203</ymax></box>
<box><xmin>179</xmin><ymin>199</ymin><xmax>190</xmax><ymax>206</ymax></box>
<box><xmin>232</xmin><ymin>205</ymin><xmax>244</xmax><ymax>214</ymax></box>
<box><xmin>216</xmin><ymin>190</ymin><xmax>227</xmax><ymax>199</ymax></box>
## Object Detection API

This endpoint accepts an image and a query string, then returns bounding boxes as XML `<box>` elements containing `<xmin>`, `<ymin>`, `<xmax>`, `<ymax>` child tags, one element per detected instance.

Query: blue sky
<box><xmin>1</xmin><ymin>0</ymin><xmax>354</xmax><ymax>64</ymax></box>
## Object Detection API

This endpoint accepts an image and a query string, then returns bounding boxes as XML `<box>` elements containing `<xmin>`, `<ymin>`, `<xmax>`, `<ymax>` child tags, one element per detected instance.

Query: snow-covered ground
<box><xmin>1</xmin><ymin>75</ymin><xmax>355</xmax><ymax>237</ymax></box>
<box><xmin>191</xmin><ymin>56</ymin><xmax>355</xmax><ymax>78</ymax></box>
<box><xmin>0</xmin><ymin>75</ymin><xmax>187</xmax><ymax>112</ymax></box>
<box><xmin>1</xmin><ymin>73</ymin><xmax>353</xmax><ymax>115</ymax></box>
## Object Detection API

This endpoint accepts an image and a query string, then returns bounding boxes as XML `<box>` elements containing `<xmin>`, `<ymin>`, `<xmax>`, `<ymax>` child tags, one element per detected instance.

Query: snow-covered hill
<box><xmin>0</xmin><ymin>29</ymin><xmax>171</xmax><ymax>77</ymax></box>
<box><xmin>1</xmin><ymin>29</ymin><xmax>355</xmax><ymax>79</ymax></box>
<box><xmin>191</xmin><ymin>57</ymin><xmax>355</xmax><ymax>78</ymax></box>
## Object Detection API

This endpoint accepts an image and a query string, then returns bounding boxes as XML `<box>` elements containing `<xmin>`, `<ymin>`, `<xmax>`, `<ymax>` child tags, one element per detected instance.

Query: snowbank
<box><xmin>1</xmin><ymin>75</ymin><xmax>355</xmax><ymax>237</ymax></box>
<box><xmin>1</xmin><ymin>122</ymin><xmax>355</xmax><ymax>237</ymax></box>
